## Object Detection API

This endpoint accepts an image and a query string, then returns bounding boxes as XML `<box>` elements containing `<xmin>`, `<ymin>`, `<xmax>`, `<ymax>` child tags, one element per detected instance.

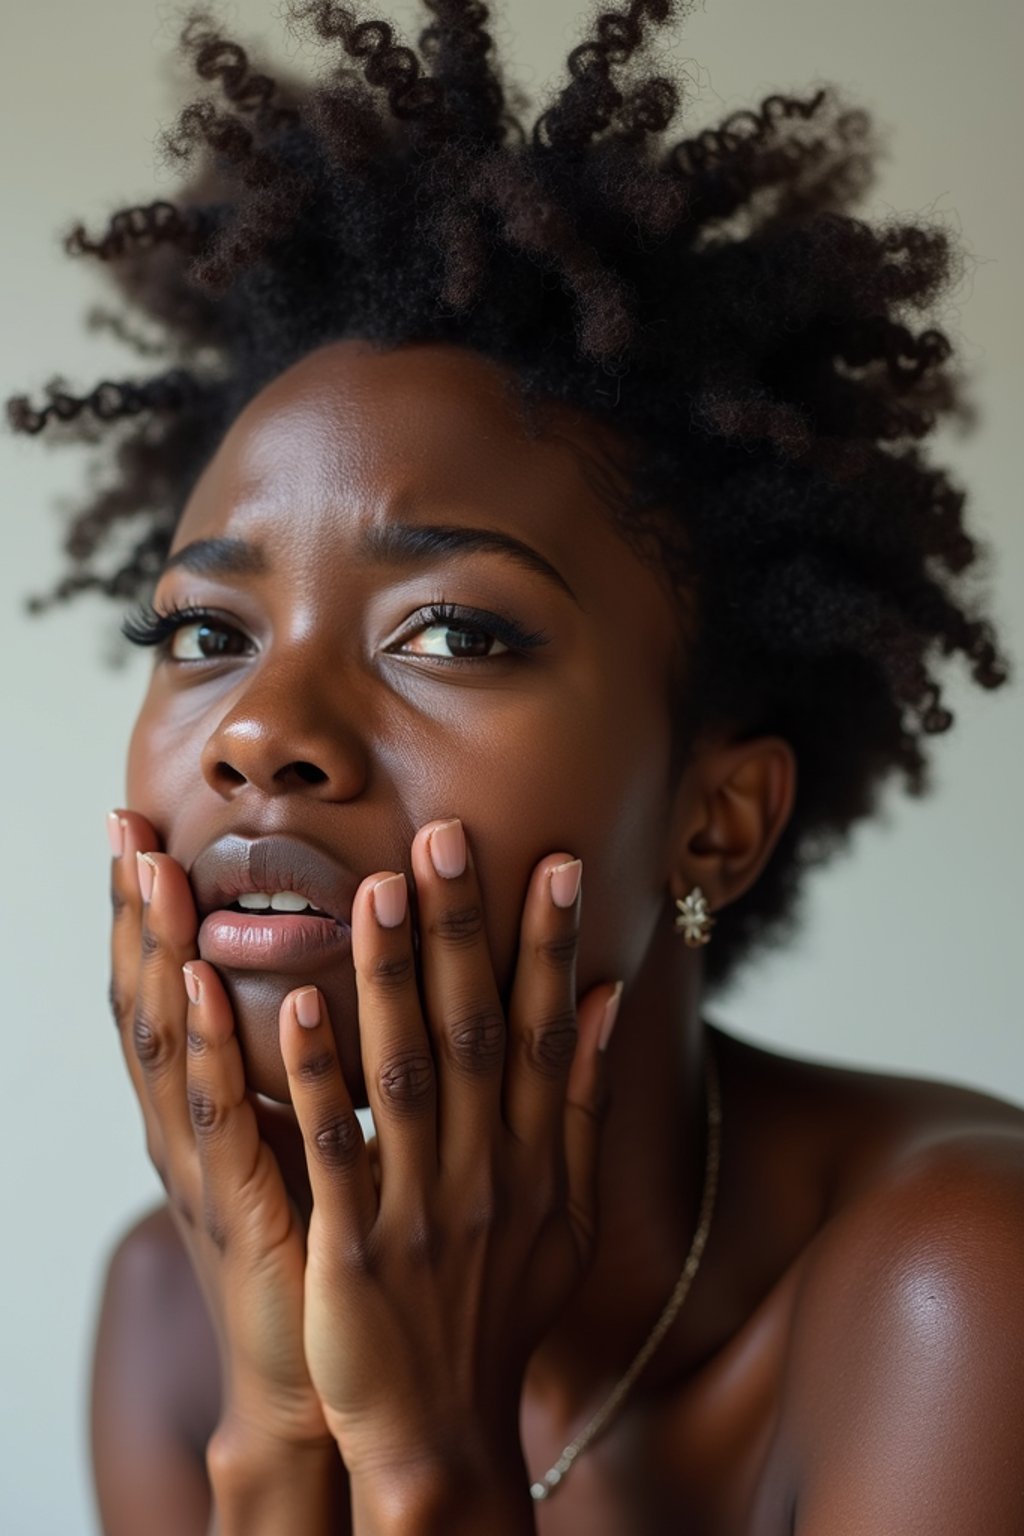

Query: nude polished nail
<box><xmin>295</xmin><ymin>987</ymin><xmax>320</xmax><ymax>1028</ymax></box>
<box><xmin>106</xmin><ymin>811</ymin><xmax>125</xmax><ymax>858</ymax></box>
<box><xmin>549</xmin><ymin>858</ymin><xmax>583</xmax><ymax>909</ymax></box>
<box><xmin>182</xmin><ymin>966</ymin><xmax>201</xmax><ymax>1006</ymax></box>
<box><xmin>429</xmin><ymin>818</ymin><xmax>466</xmax><ymax>879</ymax></box>
<box><xmin>372</xmin><ymin>873</ymin><xmax>407</xmax><ymax>928</ymax></box>
<box><xmin>136</xmin><ymin>852</ymin><xmax>156</xmax><ymax>904</ymax></box>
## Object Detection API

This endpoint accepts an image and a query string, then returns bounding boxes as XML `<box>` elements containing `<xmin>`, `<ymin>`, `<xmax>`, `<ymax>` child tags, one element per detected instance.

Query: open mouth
<box><xmin>224</xmin><ymin>892</ymin><xmax>336</xmax><ymax>919</ymax></box>
<box><xmin>190</xmin><ymin>835</ymin><xmax>361</xmax><ymax>969</ymax></box>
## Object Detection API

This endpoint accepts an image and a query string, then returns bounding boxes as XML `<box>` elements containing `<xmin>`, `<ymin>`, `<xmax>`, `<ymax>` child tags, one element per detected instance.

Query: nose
<box><xmin>199</xmin><ymin>648</ymin><xmax>370</xmax><ymax>802</ymax></box>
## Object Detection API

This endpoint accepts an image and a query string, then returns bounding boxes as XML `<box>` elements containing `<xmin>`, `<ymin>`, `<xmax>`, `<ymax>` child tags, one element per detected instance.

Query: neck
<box><xmin>524</xmin><ymin>923</ymin><xmax>711</xmax><ymax>1420</ymax></box>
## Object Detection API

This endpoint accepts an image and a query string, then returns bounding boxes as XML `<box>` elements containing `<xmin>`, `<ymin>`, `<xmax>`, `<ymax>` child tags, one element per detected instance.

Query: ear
<box><xmin>667</xmin><ymin>735</ymin><xmax>797</xmax><ymax>915</ymax></box>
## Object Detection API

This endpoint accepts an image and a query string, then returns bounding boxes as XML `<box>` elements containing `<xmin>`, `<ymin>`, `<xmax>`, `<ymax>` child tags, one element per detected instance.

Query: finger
<box><xmin>250</xmin><ymin>1096</ymin><xmax>317</xmax><ymax>1223</ymax></box>
<box><xmin>131</xmin><ymin>848</ymin><xmax>200</xmax><ymax>1195</ymax></box>
<box><xmin>280</xmin><ymin>986</ymin><xmax>377</xmax><ymax>1244</ymax></box>
<box><xmin>503</xmin><ymin>854</ymin><xmax>583</xmax><ymax>1157</ymax></box>
<box><xmin>184</xmin><ymin>960</ymin><xmax>295</xmax><ymax>1259</ymax></box>
<box><xmin>109</xmin><ymin>810</ymin><xmax>176</xmax><ymax>1182</ymax></box>
<box><xmin>410</xmin><ymin>819</ymin><xmax>506</xmax><ymax>1173</ymax></box>
<box><xmin>563</xmin><ymin>981</ymin><xmax>621</xmax><ymax>1262</ymax></box>
<box><xmin>351</xmin><ymin>870</ymin><xmax>437</xmax><ymax>1197</ymax></box>
<box><xmin>108</xmin><ymin>810</ymin><xmax>161</xmax><ymax>1104</ymax></box>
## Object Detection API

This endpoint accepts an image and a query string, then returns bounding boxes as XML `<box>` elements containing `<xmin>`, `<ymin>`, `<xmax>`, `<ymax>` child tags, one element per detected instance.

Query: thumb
<box><xmin>563</xmin><ymin>980</ymin><xmax>623</xmax><ymax>1262</ymax></box>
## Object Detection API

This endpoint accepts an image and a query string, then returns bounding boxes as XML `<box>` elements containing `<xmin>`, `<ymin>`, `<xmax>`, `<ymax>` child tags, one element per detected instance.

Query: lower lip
<box><xmin>198</xmin><ymin>911</ymin><xmax>352</xmax><ymax>972</ymax></box>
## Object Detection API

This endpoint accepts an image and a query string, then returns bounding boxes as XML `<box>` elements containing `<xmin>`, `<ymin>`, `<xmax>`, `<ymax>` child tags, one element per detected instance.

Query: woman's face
<box><xmin>127</xmin><ymin>338</ymin><xmax>688</xmax><ymax>1102</ymax></box>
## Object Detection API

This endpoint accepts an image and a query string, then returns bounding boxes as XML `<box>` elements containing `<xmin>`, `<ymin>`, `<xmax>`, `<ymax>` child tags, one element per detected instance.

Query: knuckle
<box><xmin>296</xmin><ymin>1049</ymin><xmax>337</xmax><ymax>1084</ymax></box>
<box><xmin>110</xmin><ymin>875</ymin><xmax>128</xmax><ymax>920</ymax></box>
<box><xmin>445</xmin><ymin>1005</ymin><xmax>505</xmax><ymax>1075</ymax></box>
<box><xmin>377</xmin><ymin>1050</ymin><xmax>434</xmax><ymax>1113</ymax></box>
<box><xmin>313</xmin><ymin>1111</ymin><xmax>364</xmax><ymax>1170</ymax></box>
<box><xmin>132</xmin><ymin>1004</ymin><xmax>169</xmax><ymax>1070</ymax></box>
<box><xmin>186</xmin><ymin>1084</ymin><xmax>221</xmax><ymax>1134</ymax></box>
<box><xmin>140</xmin><ymin>922</ymin><xmax>162</xmax><ymax>964</ymax></box>
<box><xmin>534</xmin><ymin>929</ymin><xmax>579</xmax><ymax>972</ymax></box>
<box><xmin>429</xmin><ymin>900</ymin><xmax>485</xmax><ymax>949</ymax></box>
<box><xmin>526</xmin><ymin>1010</ymin><xmax>579</xmax><ymax>1078</ymax></box>
<box><xmin>369</xmin><ymin>950</ymin><xmax>415</xmax><ymax>991</ymax></box>
<box><xmin>341</xmin><ymin>1232</ymin><xmax>381</xmax><ymax>1279</ymax></box>
<box><xmin>109</xmin><ymin>976</ymin><xmax>133</xmax><ymax>1033</ymax></box>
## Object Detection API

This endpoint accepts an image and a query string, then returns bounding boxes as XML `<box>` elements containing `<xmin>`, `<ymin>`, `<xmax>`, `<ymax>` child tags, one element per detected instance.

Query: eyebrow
<box><xmin>160</xmin><ymin>536</ymin><xmax>266</xmax><ymax>579</ymax></box>
<box><xmin>360</xmin><ymin>522</ymin><xmax>578</xmax><ymax>604</ymax></box>
<box><xmin>160</xmin><ymin>523</ymin><xmax>579</xmax><ymax>604</ymax></box>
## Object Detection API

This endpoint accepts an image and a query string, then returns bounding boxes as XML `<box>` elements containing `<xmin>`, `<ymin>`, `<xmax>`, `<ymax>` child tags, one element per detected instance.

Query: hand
<box><xmin>277</xmin><ymin>816</ymin><xmax>621</xmax><ymax>1493</ymax></box>
<box><xmin>106</xmin><ymin>810</ymin><xmax>334</xmax><ymax>1456</ymax></box>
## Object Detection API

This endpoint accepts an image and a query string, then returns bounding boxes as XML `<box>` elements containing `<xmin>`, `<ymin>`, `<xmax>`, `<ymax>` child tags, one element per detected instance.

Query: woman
<box><xmin>10</xmin><ymin>1</ymin><xmax>1022</xmax><ymax>1531</ymax></box>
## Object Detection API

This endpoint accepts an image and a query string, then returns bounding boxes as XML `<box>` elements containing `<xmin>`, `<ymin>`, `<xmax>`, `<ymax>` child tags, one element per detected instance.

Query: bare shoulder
<box><xmin>92</xmin><ymin>1202</ymin><xmax>221</xmax><ymax>1536</ymax></box>
<box><xmin>750</xmin><ymin>1043</ymin><xmax>1024</xmax><ymax>1530</ymax></box>
<box><xmin>793</xmin><ymin>1077</ymin><xmax>1024</xmax><ymax>1349</ymax></box>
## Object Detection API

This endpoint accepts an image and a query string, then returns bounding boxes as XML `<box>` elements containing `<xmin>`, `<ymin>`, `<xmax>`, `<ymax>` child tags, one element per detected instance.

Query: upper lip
<box><xmin>189</xmin><ymin>834</ymin><xmax>361</xmax><ymax>927</ymax></box>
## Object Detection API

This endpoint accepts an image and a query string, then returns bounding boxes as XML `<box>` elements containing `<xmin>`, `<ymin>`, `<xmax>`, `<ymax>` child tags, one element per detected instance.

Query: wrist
<box><xmin>348</xmin><ymin>1440</ymin><xmax>535</xmax><ymax>1536</ymax></box>
<box><xmin>207</xmin><ymin>1420</ymin><xmax>346</xmax><ymax>1536</ymax></box>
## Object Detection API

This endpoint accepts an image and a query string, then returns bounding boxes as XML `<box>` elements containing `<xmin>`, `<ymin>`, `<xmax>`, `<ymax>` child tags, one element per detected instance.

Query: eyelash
<box><xmin>121</xmin><ymin>602</ymin><xmax>239</xmax><ymax>653</ymax></box>
<box><xmin>120</xmin><ymin>600</ymin><xmax>550</xmax><ymax>665</ymax></box>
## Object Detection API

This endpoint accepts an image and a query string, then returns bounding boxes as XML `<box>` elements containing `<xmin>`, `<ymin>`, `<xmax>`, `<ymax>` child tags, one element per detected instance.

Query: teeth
<box><xmin>235</xmin><ymin>890</ymin><xmax>322</xmax><ymax>913</ymax></box>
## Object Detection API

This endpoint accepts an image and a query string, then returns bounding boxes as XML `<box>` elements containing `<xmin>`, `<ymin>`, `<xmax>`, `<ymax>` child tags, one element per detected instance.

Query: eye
<box><xmin>388</xmin><ymin>603</ymin><xmax>548</xmax><ymax>665</ymax></box>
<box><xmin>121</xmin><ymin>602</ymin><xmax>253</xmax><ymax>662</ymax></box>
<box><xmin>400</xmin><ymin>619</ymin><xmax>509</xmax><ymax>661</ymax></box>
<box><xmin>167</xmin><ymin>618</ymin><xmax>249</xmax><ymax>661</ymax></box>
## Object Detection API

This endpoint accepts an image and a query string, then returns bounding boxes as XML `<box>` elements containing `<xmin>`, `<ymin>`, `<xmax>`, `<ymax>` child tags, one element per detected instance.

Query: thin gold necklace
<box><xmin>529</xmin><ymin>1041</ymin><xmax>722</xmax><ymax>1502</ymax></box>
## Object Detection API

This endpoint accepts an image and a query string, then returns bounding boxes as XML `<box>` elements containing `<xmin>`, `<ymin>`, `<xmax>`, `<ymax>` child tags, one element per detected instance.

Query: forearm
<box><xmin>206</xmin><ymin>1427</ymin><xmax>349</xmax><ymax>1536</ymax></box>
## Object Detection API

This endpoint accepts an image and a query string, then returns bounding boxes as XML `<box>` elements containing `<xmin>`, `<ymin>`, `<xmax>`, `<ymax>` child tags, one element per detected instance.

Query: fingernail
<box><xmin>106</xmin><ymin>812</ymin><xmax>125</xmax><ymax>858</ymax></box>
<box><xmin>372</xmin><ymin>873</ymin><xmax>407</xmax><ymax>929</ymax></box>
<box><xmin>428</xmin><ymin>818</ymin><xmax>466</xmax><ymax>879</ymax></box>
<box><xmin>182</xmin><ymin>965</ymin><xmax>201</xmax><ymax>1006</ymax></box>
<box><xmin>295</xmin><ymin>987</ymin><xmax>320</xmax><ymax>1029</ymax></box>
<box><xmin>137</xmin><ymin>852</ymin><xmax>156</xmax><ymax>905</ymax></box>
<box><xmin>598</xmin><ymin>981</ymin><xmax>623</xmax><ymax>1052</ymax></box>
<box><xmin>549</xmin><ymin>858</ymin><xmax>582</xmax><ymax>909</ymax></box>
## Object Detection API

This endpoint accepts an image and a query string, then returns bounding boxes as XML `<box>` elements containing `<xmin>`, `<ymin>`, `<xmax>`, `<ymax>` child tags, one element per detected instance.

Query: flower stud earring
<box><xmin>674</xmin><ymin>887</ymin><xmax>716</xmax><ymax>947</ymax></box>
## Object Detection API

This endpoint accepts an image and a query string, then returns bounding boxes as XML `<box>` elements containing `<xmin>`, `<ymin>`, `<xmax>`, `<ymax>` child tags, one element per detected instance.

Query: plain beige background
<box><xmin>1</xmin><ymin>1</ymin><xmax>1020</xmax><ymax>1530</ymax></box>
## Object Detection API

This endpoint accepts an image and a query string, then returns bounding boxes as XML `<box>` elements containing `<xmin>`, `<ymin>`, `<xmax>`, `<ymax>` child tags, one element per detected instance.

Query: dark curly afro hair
<box><xmin>8</xmin><ymin>0</ymin><xmax>1012</xmax><ymax>995</ymax></box>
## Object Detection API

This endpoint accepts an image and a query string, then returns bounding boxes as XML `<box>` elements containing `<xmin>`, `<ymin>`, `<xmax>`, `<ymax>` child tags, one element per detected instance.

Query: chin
<box><xmin>215</xmin><ymin>968</ymin><xmax>370</xmax><ymax>1106</ymax></box>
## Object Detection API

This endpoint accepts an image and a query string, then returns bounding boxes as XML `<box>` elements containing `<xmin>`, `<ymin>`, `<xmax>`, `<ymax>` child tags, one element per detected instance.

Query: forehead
<box><xmin>178</xmin><ymin>339</ymin><xmax>626</xmax><ymax>537</ymax></box>
<box><xmin>172</xmin><ymin>338</ymin><xmax>678</xmax><ymax>639</ymax></box>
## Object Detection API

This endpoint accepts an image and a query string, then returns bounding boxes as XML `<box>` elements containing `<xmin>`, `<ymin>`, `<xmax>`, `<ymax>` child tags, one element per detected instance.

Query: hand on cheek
<box><xmin>279</xmin><ymin>818</ymin><xmax>623</xmax><ymax>1488</ymax></box>
<box><xmin>106</xmin><ymin>810</ymin><xmax>334</xmax><ymax>1456</ymax></box>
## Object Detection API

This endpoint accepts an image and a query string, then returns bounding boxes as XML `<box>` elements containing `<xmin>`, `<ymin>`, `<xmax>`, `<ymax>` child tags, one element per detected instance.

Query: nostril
<box><xmin>283</xmin><ymin>761</ymin><xmax>328</xmax><ymax>786</ymax></box>
<box><xmin>215</xmin><ymin>762</ymin><xmax>247</xmax><ymax>788</ymax></box>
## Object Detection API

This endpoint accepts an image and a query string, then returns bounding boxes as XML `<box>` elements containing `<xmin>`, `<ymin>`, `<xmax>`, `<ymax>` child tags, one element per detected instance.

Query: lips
<box><xmin>190</xmin><ymin>833</ymin><xmax>360</xmax><ymax>972</ymax></box>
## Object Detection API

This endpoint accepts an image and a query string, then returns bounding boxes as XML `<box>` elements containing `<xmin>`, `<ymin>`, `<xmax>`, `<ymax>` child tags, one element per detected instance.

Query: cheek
<box><xmin>126</xmin><ymin>694</ymin><xmax>203</xmax><ymax>847</ymax></box>
<box><xmin>425</xmin><ymin>693</ymin><xmax>673</xmax><ymax>998</ymax></box>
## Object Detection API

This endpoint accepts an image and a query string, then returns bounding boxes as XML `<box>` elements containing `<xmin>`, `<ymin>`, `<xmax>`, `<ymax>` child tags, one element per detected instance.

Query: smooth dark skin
<box><xmin>92</xmin><ymin>338</ymin><xmax>1024</xmax><ymax>1534</ymax></box>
